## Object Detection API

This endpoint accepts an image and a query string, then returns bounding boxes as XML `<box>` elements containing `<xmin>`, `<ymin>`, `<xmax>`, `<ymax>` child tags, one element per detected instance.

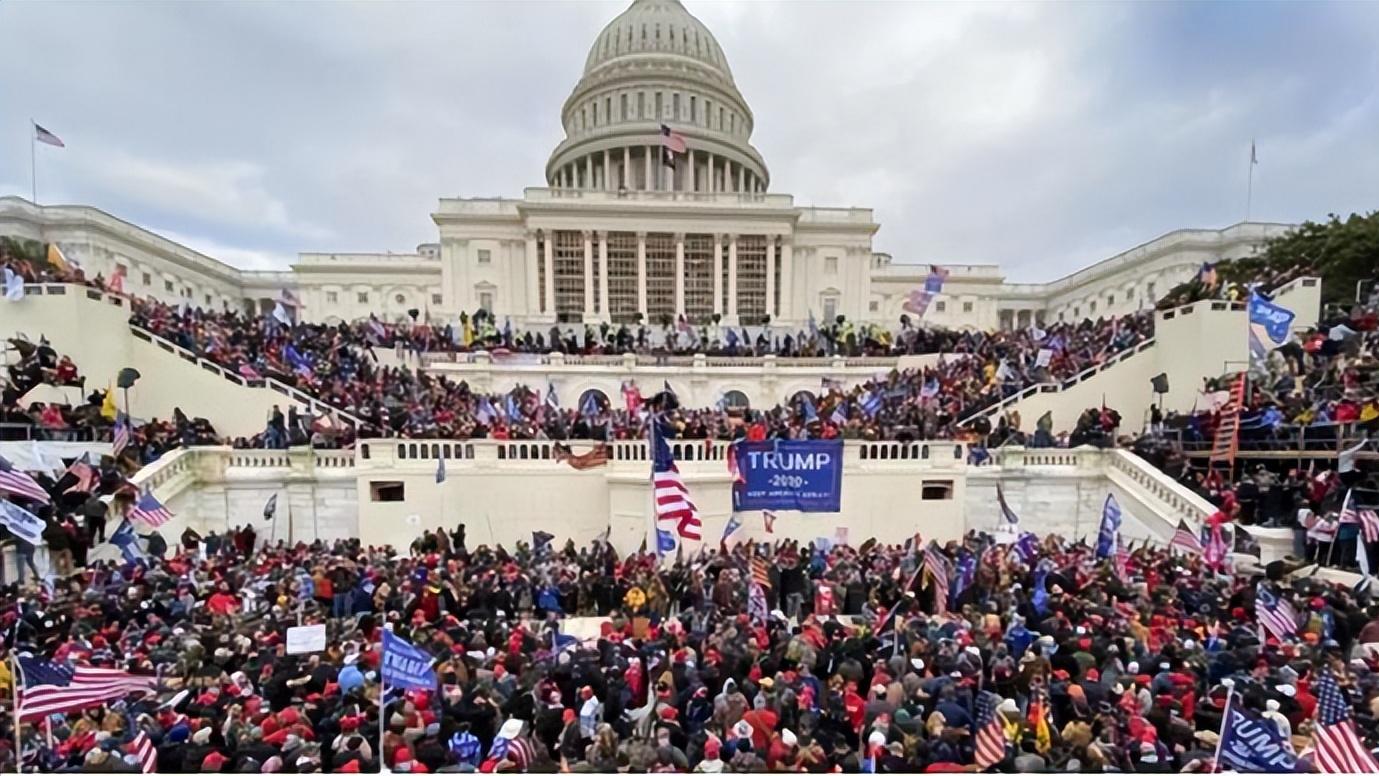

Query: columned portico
<box><xmin>726</xmin><ymin>233</ymin><xmax>738</xmax><ymax>324</ymax></box>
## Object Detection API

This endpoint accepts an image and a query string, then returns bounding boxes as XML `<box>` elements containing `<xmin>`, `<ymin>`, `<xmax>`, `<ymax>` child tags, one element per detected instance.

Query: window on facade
<box><xmin>963</xmin><ymin>301</ymin><xmax>974</xmax><ymax>313</ymax></box>
<box><xmin>580</xmin><ymin>109</ymin><xmax>587</xmax><ymax>130</ymax></box>
<box><xmin>605</xmin><ymin>97</ymin><xmax>611</xmax><ymax>124</ymax></box>
<box><xmin>608</xmin><ymin>232</ymin><xmax>640</xmax><ymax>323</ymax></box>
<box><xmin>477</xmin><ymin>249</ymin><xmax>491</xmax><ymax>264</ymax></box>
<box><xmin>621</xmin><ymin>94</ymin><xmax>628</xmax><ymax>121</ymax></box>
<box><xmin>645</xmin><ymin>233</ymin><xmax>676</xmax><ymax>323</ymax></box>
<box><xmin>1073</xmin><ymin>306</ymin><xmax>1079</xmax><ymax>318</ymax></box>
<box><xmin>1107</xmin><ymin>294</ymin><xmax>1115</xmax><ymax>306</ymax></box>
<box><xmin>729</xmin><ymin>113</ymin><xmax>735</xmax><ymax>134</ymax></box>
<box><xmin>735</xmin><ymin>235</ymin><xmax>768</xmax><ymax>321</ymax></box>
<box><xmin>822</xmin><ymin>296</ymin><xmax>838</xmax><ymax>322</ymax></box>
<box><xmin>326</xmin><ymin>291</ymin><xmax>338</xmax><ymax>303</ymax></box>
<box><xmin>479</xmin><ymin>291</ymin><xmax>493</xmax><ymax>312</ymax></box>
<box><xmin>689</xmin><ymin>95</ymin><xmax>696</xmax><ymax>124</ymax></box>
<box><xmin>719</xmin><ymin>107</ymin><xmax>724</xmax><ymax>130</ymax></box>
<box><xmin>205</xmin><ymin>294</ymin><xmax>212</xmax><ymax>306</ymax></box>
<box><xmin>369</xmin><ymin>481</ymin><xmax>405</xmax><ymax>502</ymax></box>
<box><xmin>1147</xmin><ymin>282</ymin><xmax>1156</xmax><ymax>298</ymax></box>
<box><xmin>1059</xmin><ymin>312</ymin><xmax>1065</xmax><ymax>322</ymax></box>
<box><xmin>705</xmin><ymin>99</ymin><xmax>712</xmax><ymax>127</ymax></box>
<box><xmin>638</xmin><ymin>92</ymin><xmax>645</xmax><ymax>119</ymax></box>
<box><xmin>164</xmin><ymin>279</ymin><xmax>174</xmax><ymax>292</ymax></box>
<box><xmin>672</xmin><ymin>92</ymin><xmax>680</xmax><ymax>120</ymax></box>
<box><xmin>431</xmin><ymin>293</ymin><xmax>442</xmax><ymax>305</ymax></box>
<box><xmin>921</xmin><ymin>481</ymin><xmax>954</xmax><ymax>500</ymax></box>
<box><xmin>141</xmin><ymin>272</ymin><xmax>151</xmax><ymax>286</ymax></box>
<box><xmin>655</xmin><ymin>92</ymin><xmax>663</xmax><ymax>119</ymax></box>
<box><xmin>869</xmin><ymin>300</ymin><xmax>879</xmax><ymax>312</ymax></box>
<box><xmin>935</xmin><ymin>301</ymin><xmax>947</xmax><ymax>313</ymax></box>
<box><xmin>358</xmin><ymin>291</ymin><xmax>369</xmax><ymax>304</ymax></box>
<box><xmin>394</xmin><ymin>293</ymin><xmax>406</xmax><ymax>304</ymax></box>
<box><xmin>825</xmin><ymin>256</ymin><xmax>838</xmax><ymax>274</ymax></box>
<box><xmin>1090</xmin><ymin>300</ymin><xmax>1097</xmax><ymax>314</ymax></box>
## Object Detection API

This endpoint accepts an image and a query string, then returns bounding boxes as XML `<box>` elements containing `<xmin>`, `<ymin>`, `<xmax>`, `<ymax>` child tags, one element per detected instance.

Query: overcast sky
<box><xmin>3</xmin><ymin>1</ymin><xmax>1377</xmax><ymax>281</ymax></box>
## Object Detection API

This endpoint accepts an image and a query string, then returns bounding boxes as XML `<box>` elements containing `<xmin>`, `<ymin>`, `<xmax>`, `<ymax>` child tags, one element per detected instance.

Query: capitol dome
<box><xmin>545</xmin><ymin>0</ymin><xmax>769</xmax><ymax>195</ymax></box>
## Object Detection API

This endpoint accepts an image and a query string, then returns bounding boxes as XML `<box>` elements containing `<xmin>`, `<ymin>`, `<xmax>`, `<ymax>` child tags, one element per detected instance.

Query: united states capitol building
<box><xmin>1</xmin><ymin>0</ymin><xmax>1290</xmax><ymax>335</ymax></box>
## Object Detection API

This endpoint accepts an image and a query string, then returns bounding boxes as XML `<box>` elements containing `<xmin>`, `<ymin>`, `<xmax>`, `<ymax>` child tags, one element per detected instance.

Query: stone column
<box><xmin>727</xmin><ymin>233</ymin><xmax>739</xmax><ymax>321</ymax></box>
<box><xmin>687</xmin><ymin>149</ymin><xmax>696</xmax><ymax>192</ymax></box>
<box><xmin>779</xmin><ymin>238</ymin><xmax>793</xmax><ymax>321</ymax></box>
<box><xmin>622</xmin><ymin>146</ymin><xmax>631</xmax><ymax>189</ymax></box>
<box><xmin>707</xmin><ymin>152</ymin><xmax>715</xmax><ymax>193</ymax></box>
<box><xmin>765</xmin><ymin>235</ymin><xmax>776</xmax><ymax>319</ymax></box>
<box><xmin>582</xmin><ymin>230</ymin><xmax>594</xmax><ymax>317</ymax></box>
<box><xmin>603</xmin><ymin>149</ymin><xmax>611</xmax><ymax>191</ymax></box>
<box><xmin>738</xmin><ymin>163</ymin><xmax>746</xmax><ymax>193</ymax></box>
<box><xmin>712</xmin><ymin>234</ymin><xmax>724</xmax><ymax>316</ymax></box>
<box><xmin>525</xmin><ymin>231</ymin><xmax>539</xmax><ymax>316</ymax></box>
<box><xmin>644</xmin><ymin>146</ymin><xmax>653</xmax><ymax>190</ymax></box>
<box><xmin>543</xmin><ymin>231</ymin><xmax>555</xmax><ymax>315</ymax></box>
<box><xmin>597</xmin><ymin>230</ymin><xmax>610</xmax><ymax>319</ymax></box>
<box><xmin>674</xmin><ymin>233</ymin><xmax>685</xmax><ymax>316</ymax></box>
<box><xmin>585</xmin><ymin>155</ymin><xmax>593</xmax><ymax>190</ymax></box>
<box><xmin>636</xmin><ymin>232</ymin><xmax>648</xmax><ymax>317</ymax></box>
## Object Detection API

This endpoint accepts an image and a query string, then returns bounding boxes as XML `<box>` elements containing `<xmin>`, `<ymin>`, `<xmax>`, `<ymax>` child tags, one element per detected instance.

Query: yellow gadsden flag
<box><xmin>101</xmin><ymin>382</ymin><xmax>118</xmax><ymax>420</ymax></box>
<box><xmin>47</xmin><ymin>243</ymin><xmax>73</xmax><ymax>274</ymax></box>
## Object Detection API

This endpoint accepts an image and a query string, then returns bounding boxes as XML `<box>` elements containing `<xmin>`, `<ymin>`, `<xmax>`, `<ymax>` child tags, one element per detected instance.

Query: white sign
<box><xmin>286</xmin><ymin>624</ymin><xmax>327</xmax><ymax>654</ymax></box>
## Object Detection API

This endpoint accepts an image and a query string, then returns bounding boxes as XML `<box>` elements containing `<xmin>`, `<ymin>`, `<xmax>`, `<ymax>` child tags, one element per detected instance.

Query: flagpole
<box><xmin>1211</xmin><ymin>688</ymin><xmax>1232</xmax><ymax>772</ymax></box>
<box><xmin>1245</xmin><ymin>141</ymin><xmax>1256</xmax><ymax>222</ymax></box>
<box><xmin>30</xmin><ymin>119</ymin><xmax>37</xmax><ymax>205</ymax></box>
<box><xmin>12</xmin><ymin>653</ymin><xmax>25</xmax><ymax>774</ymax></box>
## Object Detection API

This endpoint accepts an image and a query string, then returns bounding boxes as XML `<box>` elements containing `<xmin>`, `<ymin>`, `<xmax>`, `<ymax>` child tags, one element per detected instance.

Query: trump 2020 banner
<box><xmin>732</xmin><ymin>440</ymin><xmax>843</xmax><ymax>512</ymax></box>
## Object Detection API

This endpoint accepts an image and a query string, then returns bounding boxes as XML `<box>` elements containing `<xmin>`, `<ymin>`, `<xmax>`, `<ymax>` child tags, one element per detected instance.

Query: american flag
<box><xmin>129</xmin><ymin>491</ymin><xmax>174</xmax><ymax>527</ymax></box>
<box><xmin>1170</xmin><ymin>519</ymin><xmax>1203</xmax><ymax>553</ymax></box>
<box><xmin>112</xmin><ymin>413</ymin><xmax>132</xmax><ymax>457</ymax></box>
<box><xmin>973</xmin><ymin>691</ymin><xmax>1007</xmax><ymax>769</ymax></box>
<box><xmin>924</xmin><ymin>544</ymin><xmax>951</xmax><ymax>615</ymax></box>
<box><xmin>1339</xmin><ymin>491</ymin><xmax>1379</xmax><ymax>543</ymax></box>
<box><xmin>59</xmin><ymin>453</ymin><xmax>99</xmax><ymax>494</ymax></box>
<box><xmin>747</xmin><ymin>579</ymin><xmax>769</xmax><ymax>624</ymax></box>
<box><xmin>762</xmin><ymin>511</ymin><xmax>776</xmax><ymax>534</ymax></box>
<box><xmin>33</xmin><ymin>122</ymin><xmax>65</xmax><ymax>147</ymax></box>
<box><xmin>0</xmin><ymin>456</ymin><xmax>50</xmax><ymax>504</ymax></box>
<box><xmin>16</xmin><ymin>656</ymin><xmax>156</xmax><ymax>720</ymax></box>
<box><xmin>486</xmin><ymin>734</ymin><xmax>537</xmax><ymax>771</ymax></box>
<box><xmin>1312</xmin><ymin>669</ymin><xmax>1379</xmax><ymax>773</ymax></box>
<box><xmin>651</xmin><ymin>419</ymin><xmax>701</xmax><ymax>540</ymax></box>
<box><xmin>128</xmin><ymin>731</ymin><xmax>157</xmax><ymax>773</ymax></box>
<box><xmin>1255</xmin><ymin>583</ymin><xmax>1298</xmax><ymax>641</ymax></box>
<box><xmin>659</xmin><ymin>123</ymin><xmax>687</xmax><ymax>154</ymax></box>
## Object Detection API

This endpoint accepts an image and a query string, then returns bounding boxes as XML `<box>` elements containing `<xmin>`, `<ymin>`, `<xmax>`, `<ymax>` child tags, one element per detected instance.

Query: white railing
<box><xmin>421</xmin><ymin>350</ymin><xmax>904</xmax><ymax>370</ymax></box>
<box><xmin>959</xmin><ymin>337</ymin><xmax>1157</xmax><ymax>426</ymax></box>
<box><xmin>1104</xmin><ymin>448</ymin><xmax>1215</xmax><ymax>529</ymax></box>
<box><xmin>127</xmin><ymin>324</ymin><xmax>363</xmax><ymax>427</ymax></box>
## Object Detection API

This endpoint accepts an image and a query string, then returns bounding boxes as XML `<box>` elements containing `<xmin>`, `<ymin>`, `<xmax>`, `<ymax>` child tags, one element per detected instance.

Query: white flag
<box><xmin>3</xmin><ymin>268</ymin><xmax>24</xmax><ymax>301</ymax></box>
<box><xmin>272</xmin><ymin>302</ymin><xmax>292</xmax><ymax>326</ymax></box>
<box><xmin>1035</xmin><ymin>348</ymin><xmax>1053</xmax><ymax>368</ymax></box>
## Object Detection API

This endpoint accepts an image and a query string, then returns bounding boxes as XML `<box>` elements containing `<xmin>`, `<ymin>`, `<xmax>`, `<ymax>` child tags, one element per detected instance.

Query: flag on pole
<box><xmin>33</xmin><ymin>123</ymin><xmax>65</xmax><ymax>147</ymax></box>
<box><xmin>1312</xmin><ymin>669</ymin><xmax>1379</xmax><ymax>773</ymax></box>
<box><xmin>996</xmin><ymin>484</ymin><xmax>1019</xmax><ymax>526</ymax></box>
<box><xmin>0</xmin><ymin>499</ymin><xmax>46</xmax><ymax>545</ymax></box>
<box><xmin>923</xmin><ymin>544</ymin><xmax>951</xmax><ymax>615</ymax></box>
<box><xmin>1095</xmin><ymin>494</ymin><xmax>1122</xmax><ymax>559</ymax></box>
<box><xmin>112</xmin><ymin>412</ymin><xmax>132</xmax><ymax>456</ymax></box>
<box><xmin>762</xmin><ymin>511</ymin><xmax>776</xmax><ymax>534</ymax></box>
<box><xmin>1250</xmin><ymin>140</ymin><xmax>1258</xmax><ymax>166</ymax></box>
<box><xmin>1170</xmin><ymin>519</ymin><xmax>1203</xmax><ymax>553</ymax></box>
<box><xmin>973</xmin><ymin>691</ymin><xmax>1007</xmax><ymax>769</ymax></box>
<box><xmin>750</xmin><ymin>556</ymin><xmax>772</xmax><ymax>589</ymax></box>
<box><xmin>129</xmin><ymin>491</ymin><xmax>173</xmax><ymax>527</ymax></box>
<box><xmin>1255</xmin><ymin>583</ymin><xmax>1298</xmax><ymax>641</ymax></box>
<box><xmin>109</xmin><ymin>519</ymin><xmax>144</xmax><ymax>564</ymax></box>
<box><xmin>1214</xmin><ymin>690</ymin><xmax>1301</xmax><ymax>772</ymax></box>
<box><xmin>660</xmin><ymin>124</ymin><xmax>687</xmax><ymax>167</ymax></box>
<box><xmin>651</xmin><ymin>419</ymin><xmax>701</xmax><ymax>540</ymax></box>
<box><xmin>0</xmin><ymin>456</ymin><xmax>50</xmax><ymax>504</ymax></box>
<box><xmin>16</xmin><ymin>656</ymin><xmax>155</xmax><ymax>720</ymax></box>
<box><xmin>722</xmin><ymin>512</ymin><xmax>743</xmax><ymax>543</ymax></box>
<box><xmin>435</xmin><ymin>454</ymin><xmax>446</xmax><ymax>484</ymax></box>
<box><xmin>263</xmin><ymin>493</ymin><xmax>278</xmax><ymax>521</ymax></box>
<box><xmin>380</xmin><ymin>629</ymin><xmax>438</xmax><ymax>690</ymax></box>
<box><xmin>128</xmin><ymin>732</ymin><xmax>157</xmax><ymax>773</ymax></box>
<box><xmin>545</xmin><ymin>382</ymin><xmax>559</xmax><ymax>409</ymax></box>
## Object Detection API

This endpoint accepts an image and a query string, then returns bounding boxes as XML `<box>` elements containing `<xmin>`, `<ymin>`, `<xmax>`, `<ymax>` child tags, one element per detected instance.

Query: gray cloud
<box><xmin>2</xmin><ymin>0</ymin><xmax>1376</xmax><ymax>281</ymax></box>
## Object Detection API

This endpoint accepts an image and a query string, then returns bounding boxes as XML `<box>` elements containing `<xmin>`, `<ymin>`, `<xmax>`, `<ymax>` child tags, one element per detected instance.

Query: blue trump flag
<box><xmin>1248</xmin><ymin>292</ymin><xmax>1295</xmax><ymax>361</ymax></box>
<box><xmin>1095</xmin><ymin>494</ymin><xmax>1121</xmax><ymax>559</ymax></box>
<box><xmin>1215</xmin><ymin>692</ymin><xmax>1302</xmax><ymax>772</ymax></box>
<box><xmin>381</xmin><ymin>629</ymin><xmax>438</xmax><ymax>691</ymax></box>
<box><xmin>109</xmin><ymin>519</ymin><xmax>144</xmax><ymax>564</ymax></box>
<box><xmin>731</xmin><ymin>439</ymin><xmax>843</xmax><ymax>512</ymax></box>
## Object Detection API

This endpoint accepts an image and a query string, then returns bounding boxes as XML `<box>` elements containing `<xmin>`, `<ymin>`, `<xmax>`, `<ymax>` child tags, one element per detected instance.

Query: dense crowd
<box><xmin>4</xmin><ymin>517</ymin><xmax>1379</xmax><ymax>773</ymax></box>
<box><xmin>2</xmin><ymin>337</ymin><xmax>90</xmax><ymax>442</ymax></box>
<box><xmin>4</xmin><ymin>251</ymin><xmax>1150</xmax><ymax>446</ymax></box>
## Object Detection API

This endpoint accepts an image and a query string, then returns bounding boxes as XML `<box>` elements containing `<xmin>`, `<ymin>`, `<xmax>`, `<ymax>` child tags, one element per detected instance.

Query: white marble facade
<box><xmin>0</xmin><ymin>0</ymin><xmax>1296</xmax><ymax>333</ymax></box>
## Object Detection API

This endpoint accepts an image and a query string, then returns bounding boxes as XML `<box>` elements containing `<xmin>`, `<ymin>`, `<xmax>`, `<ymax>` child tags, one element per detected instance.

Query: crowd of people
<box><xmin>4</xmin><ymin>513</ymin><xmax>1379</xmax><ymax>773</ymax></box>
